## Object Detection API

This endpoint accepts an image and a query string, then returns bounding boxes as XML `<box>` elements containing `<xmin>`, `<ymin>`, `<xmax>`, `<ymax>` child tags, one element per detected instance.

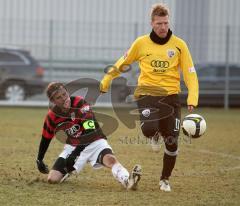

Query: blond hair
<box><xmin>150</xmin><ymin>3</ymin><xmax>170</xmax><ymax>21</ymax></box>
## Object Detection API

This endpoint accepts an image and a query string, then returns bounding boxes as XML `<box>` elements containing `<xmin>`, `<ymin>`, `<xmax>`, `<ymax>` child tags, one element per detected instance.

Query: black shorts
<box><xmin>137</xmin><ymin>94</ymin><xmax>181</xmax><ymax>138</ymax></box>
<box><xmin>52</xmin><ymin>146</ymin><xmax>113</xmax><ymax>174</ymax></box>
<box><xmin>96</xmin><ymin>148</ymin><xmax>113</xmax><ymax>165</ymax></box>
<box><xmin>52</xmin><ymin>144</ymin><xmax>88</xmax><ymax>175</ymax></box>
<box><xmin>52</xmin><ymin>157</ymin><xmax>68</xmax><ymax>175</ymax></box>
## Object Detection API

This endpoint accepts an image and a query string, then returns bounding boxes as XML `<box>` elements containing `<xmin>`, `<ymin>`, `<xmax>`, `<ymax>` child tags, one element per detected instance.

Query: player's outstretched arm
<box><xmin>36</xmin><ymin>137</ymin><xmax>52</xmax><ymax>174</ymax></box>
<box><xmin>36</xmin><ymin>159</ymin><xmax>49</xmax><ymax>174</ymax></box>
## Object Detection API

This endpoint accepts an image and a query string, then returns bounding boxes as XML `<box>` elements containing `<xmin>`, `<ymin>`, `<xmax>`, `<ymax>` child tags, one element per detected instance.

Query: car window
<box><xmin>215</xmin><ymin>65</ymin><xmax>240</xmax><ymax>77</ymax></box>
<box><xmin>196</xmin><ymin>65</ymin><xmax>217</xmax><ymax>79</ymax></box>
<box><xmin>230</xmin><ymin>66</ymin><xmax>240</xmax><ymax>77</ymax></box>
<box><xmin>0</xmin><ymin>51</ymin><xmax>28</xmax><ymax>65</ymax></box>
<box><xmin>216</xmin><ymin>66</ymin><xmax>225</xmax><ymax>77</ymax></box>
<box><xmin>196</xmin><ymin>65</ymin><xmax>240</xmax><ymax>79</ymax></box>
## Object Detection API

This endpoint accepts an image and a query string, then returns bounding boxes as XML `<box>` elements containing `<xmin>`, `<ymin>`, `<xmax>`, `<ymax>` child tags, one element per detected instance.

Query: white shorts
<box><xmin>73</xmin><ymin>139</ymin><xmax>112</xmax><ymax>173</ymax></box>
<box><xmin>58</xmin><ymin>144</ymin><xmax>76</xmax><ymax>159</ymax></box>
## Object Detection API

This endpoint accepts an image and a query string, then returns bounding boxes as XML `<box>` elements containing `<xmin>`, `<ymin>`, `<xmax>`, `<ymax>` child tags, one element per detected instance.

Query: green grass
<box><xmin>0</xmin><ymin>107</ymin><xmax>240</xmax><ymax>206</ymax></box>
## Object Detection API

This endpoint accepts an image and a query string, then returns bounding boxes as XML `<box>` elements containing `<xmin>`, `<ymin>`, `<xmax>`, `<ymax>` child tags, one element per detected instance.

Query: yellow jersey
<box><xmin>100</xmin><ymin>33</ymin><xmax>199</xmax><ymax>106</ymax></box>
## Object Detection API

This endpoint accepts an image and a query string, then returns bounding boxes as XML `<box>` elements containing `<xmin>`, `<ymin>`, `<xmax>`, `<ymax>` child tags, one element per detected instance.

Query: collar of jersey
<box><xmin>150</xmin><ymin>29</ymin><xmax>172</xmax><ymax>45</ymax></box>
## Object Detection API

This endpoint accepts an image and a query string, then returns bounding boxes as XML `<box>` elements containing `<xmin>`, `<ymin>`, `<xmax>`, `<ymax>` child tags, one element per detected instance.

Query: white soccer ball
<box><xmin>182</xmin><ymin>114</ymin><xmax>206</xmax><ymax>138</ymax></box>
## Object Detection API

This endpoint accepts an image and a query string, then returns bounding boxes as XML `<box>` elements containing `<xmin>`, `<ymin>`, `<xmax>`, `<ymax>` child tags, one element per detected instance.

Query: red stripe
<box><xmin>45</xmin><ymin>118</ymin><xmax>54</xmax><ymax>131</ymax></box>
<box><xmin>73</xmin><ymin>96</ymin><xmax>83</xmax><ymax>107</ymax></box>
<box><xmin>48</xmin><ymin>110</ymin><xmax>57</xmax><ymax>121</ymax></box>
<box><xmin>42</xmin><ymin>128</ymin><xmax>54</xmax><ymax>139</ymax></box>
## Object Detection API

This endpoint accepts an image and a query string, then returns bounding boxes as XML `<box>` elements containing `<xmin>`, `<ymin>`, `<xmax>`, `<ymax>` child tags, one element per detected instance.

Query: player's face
<box><xmin>151</xmin><ymin>15</ymin><xmax>169</xmax><ymax>38</ymax></box>
<box><xmin>51</xmin><ymin>87</ymin><xmax>71</xmax><ymax>110</ymax></box>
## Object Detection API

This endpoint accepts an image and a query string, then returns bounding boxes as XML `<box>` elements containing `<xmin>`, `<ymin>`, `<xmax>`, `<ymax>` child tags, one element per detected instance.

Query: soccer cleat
<box><xmin>127</xmin><ymin>164</ymin><xmax>142</xmax><ymax>190</ymax></box>
<box><xmin>151</xmin><ymin>136</ymin><xmax>161</xmax><ymax>152</ymax></box>
<box><xmin>159</xmin><ymin>179</ymin><xmax>171</xmax><ymax>192</ymax></box>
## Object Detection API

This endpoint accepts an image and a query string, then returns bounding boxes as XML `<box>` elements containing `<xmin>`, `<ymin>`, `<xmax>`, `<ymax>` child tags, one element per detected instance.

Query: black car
<box><xmin>0</xmin><ymin>47</ymin><xmax>45</xmax><ymax>101</ymax></box>
<box><xmin>180</xmin><ymin>63</ymin><xmax>240</xmax><ymax>107</ymax></box>
<box><xmin>114</xmin><ymin>63</ymin><xmax>240</xmax><ymax>107</ymax></box>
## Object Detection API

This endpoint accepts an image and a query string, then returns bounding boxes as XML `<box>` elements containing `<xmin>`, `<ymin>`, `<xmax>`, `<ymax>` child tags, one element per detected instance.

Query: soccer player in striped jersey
<box><xmin>100</xmin><ymin>3</ymin><xmax>199</xmax><ymax>192</ymax></box>
<box><xmin>36</xmin><ymin>82</ymin><xmax>141</xmax><ymax>190</ymax></box>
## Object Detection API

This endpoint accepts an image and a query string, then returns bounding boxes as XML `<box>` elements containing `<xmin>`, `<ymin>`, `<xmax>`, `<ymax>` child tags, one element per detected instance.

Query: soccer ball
<box><xmin>182</xmin><ymin>114</ymin><xmax>206</xmax><ymax>138</ymax></box>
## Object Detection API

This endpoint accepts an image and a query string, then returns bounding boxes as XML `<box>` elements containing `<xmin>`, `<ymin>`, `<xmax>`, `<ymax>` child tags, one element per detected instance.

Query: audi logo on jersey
<box><xmin>150</xmin><ymin>60</ymin><xmax>169</xmax><ymax>68</ymax></box>
<box><xmin>65</xmin><ymin>124</ymin><xmax>81</xmax><ymax>137</ymax></box>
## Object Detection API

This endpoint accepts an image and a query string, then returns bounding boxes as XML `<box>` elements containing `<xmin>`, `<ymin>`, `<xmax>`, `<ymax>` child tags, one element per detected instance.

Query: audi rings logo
<box><xmin>151</xmin><ymin>60</ymin><xmax>169</xmax><ymax>68</ymax></box>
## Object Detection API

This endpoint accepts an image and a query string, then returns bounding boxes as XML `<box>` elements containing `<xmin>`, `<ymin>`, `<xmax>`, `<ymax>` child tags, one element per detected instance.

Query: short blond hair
<box><xmin>150</xmin><ymin>3</ymin><xmax>170</xmax><ymax>21</ymax></box>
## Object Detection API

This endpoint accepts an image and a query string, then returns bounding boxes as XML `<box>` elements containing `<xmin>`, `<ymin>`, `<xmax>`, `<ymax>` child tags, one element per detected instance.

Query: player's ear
<box><xmin>49</xmin><ymin>95</ymin><xmax>55</xmax><ymax>103</ymax></box>
<box><xmin>49</xmin><ymin>100</ymin><xmax>56</xmax><ymax>110</ymax></box>
<box><xmin>150</xmin><ymin>21</ymin><xmax>154</xmax><ymax>27</ymax></box>
<box><xmin>61</xmin><ymin>84</ymin><xmax>69</xmax><ymax>93</ymax></box>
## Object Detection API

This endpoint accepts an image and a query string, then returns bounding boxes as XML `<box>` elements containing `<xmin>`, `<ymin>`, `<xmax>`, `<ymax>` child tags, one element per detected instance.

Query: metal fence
<box><xmin>0</xmin><ymin>19</ymin><xmax>240</xmax><ymax>107</ymax></box>
<box><xmin>1</xmin><ymin>19</ymin><xmax>240</xmax><ymax>64</ymax></box>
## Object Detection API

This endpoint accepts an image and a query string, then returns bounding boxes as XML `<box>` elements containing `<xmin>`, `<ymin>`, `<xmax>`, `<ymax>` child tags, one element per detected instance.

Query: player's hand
<box><xmin>36</xmin><ymin>159</ymin><xmax>49</xmax><ymax>174</ymax></box>
<box><xmin>188</xmin><ymin>105</ymin><xmax>194</xmax><ymax>112</ymax></box>
<box><xmin>99</xmin><ymin>80</ymin><xmax>110</xmax><ymax>94</ymax></box>
<box><xmin>100</xmin><ymin>91</ymin><xmax>106</xmax><ymax>95</ymax></box>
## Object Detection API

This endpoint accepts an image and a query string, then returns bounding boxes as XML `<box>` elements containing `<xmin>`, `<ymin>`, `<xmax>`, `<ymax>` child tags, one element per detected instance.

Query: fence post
<box><xmin>134</xmin><ymin>22</ymin><xmax>138</xmax><ymax>39</ymax></box>
<box><xmin>224</xmin><ymin>25</ymin><xmax>230</xmax><ymax>109</ymax></box>
<box><xmin>48</xmin><ymin>19</ymin><xmax>54</xmax><ymax>81</ymax></box>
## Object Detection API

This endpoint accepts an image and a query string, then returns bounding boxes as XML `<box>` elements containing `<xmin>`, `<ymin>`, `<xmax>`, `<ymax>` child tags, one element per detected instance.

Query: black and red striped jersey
<box><xmin>42</xmin><ymin>96</ymin><xmax>106</xmax><ymax>146</ymax></box>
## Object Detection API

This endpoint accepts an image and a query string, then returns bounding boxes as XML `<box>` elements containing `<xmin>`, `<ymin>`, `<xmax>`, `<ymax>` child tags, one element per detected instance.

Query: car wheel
<box><xmin>3</xmin><ymin>82</ymin><xmax>26</xmax><ymax>101</ymax></box>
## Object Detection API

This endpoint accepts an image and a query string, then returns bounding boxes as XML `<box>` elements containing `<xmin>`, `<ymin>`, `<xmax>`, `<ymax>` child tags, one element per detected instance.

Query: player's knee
<box><xmin>103</xmin><ymin>154</ymin><xmax>117</xmax><ymax>168</ymax></box>
<box><xmin>141</xmin><ymin>125</ymin><xmax>158</xmax><ymax>138</ymax></box>
<box><xmin>47</xmin><ymin>176</ymin><xmax>60</xmax><ymax>184</ymax></box>
<box><xmin>47</xmin><ymin>171</ymin><xmax>62</xmax><ymax>184</ymax></box>
<box><xmin>164</xmin><ymin>137</ymin><xmax>178</xmax><ymax>156</ymax></box>
<box><xmin>164</xmin><ymin>135</ymin><xmax>178</xmax><ymax>147</ymax></box>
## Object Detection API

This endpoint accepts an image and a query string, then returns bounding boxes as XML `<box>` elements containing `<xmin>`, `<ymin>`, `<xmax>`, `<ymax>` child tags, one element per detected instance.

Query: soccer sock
<box><xmin>161</xmin><ymin>153</ymin><xmax>177</xmax><ymax>180</ymax></box>
<box><xmin>111</xmin><ymin>163</ymin><xmax>129</xmax><ymax>186</ymax></box>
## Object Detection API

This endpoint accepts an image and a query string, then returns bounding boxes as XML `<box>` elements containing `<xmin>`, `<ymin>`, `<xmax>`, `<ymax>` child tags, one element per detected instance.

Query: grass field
<box><xmin>0</xmin><ymin>107</ymin><xmax>240</xmax><ymax>206</ymax></box>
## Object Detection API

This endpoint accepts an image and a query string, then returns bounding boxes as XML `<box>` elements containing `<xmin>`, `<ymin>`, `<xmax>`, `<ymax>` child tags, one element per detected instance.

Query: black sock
<box><xmin>161</xmin><ymin>153</ymin><xmax>177</xmax><ymax>180</ymax></box>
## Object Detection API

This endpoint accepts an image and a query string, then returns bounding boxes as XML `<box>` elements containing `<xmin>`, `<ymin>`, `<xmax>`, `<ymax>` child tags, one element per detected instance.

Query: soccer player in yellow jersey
<box><xmin>100</xmin><ymin>3</ymin><xmax>199</xmax><ymax>192</ymax></box>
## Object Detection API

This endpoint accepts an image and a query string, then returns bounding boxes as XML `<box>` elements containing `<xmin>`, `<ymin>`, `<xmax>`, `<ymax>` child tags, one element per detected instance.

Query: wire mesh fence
<box><xmin>0</xmin><ymin>4</ymin><xmax>240</xmax><ymax>107</ymax></box>
<box><xmin>1</xmin><ymin>18</ymin><xmax>239</xmax><ymax>65</ymax></box>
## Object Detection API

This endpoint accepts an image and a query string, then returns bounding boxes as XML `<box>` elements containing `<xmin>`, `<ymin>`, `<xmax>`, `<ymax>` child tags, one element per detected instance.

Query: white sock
<box><xmin>112</xmin><ymin>163</ymin><xmax>129</xmax><ymax>187</ymax></box>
